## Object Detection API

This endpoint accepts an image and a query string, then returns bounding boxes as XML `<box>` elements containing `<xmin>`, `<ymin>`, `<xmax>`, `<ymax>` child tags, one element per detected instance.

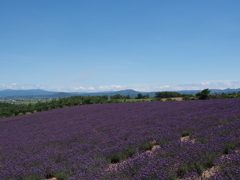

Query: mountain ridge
<box><xmin>0</xmin><ymin>88</ymin><xmax>240</xmax><ymax>99</ymax></box>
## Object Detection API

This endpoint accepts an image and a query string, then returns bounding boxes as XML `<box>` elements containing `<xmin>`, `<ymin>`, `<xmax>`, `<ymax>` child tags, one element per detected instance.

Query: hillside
<box><xmin>1</xmin><ymin>98</ymin><xmax>240</xmax><ymax>179</ymax></box>
<box><xmin>0</xmin><ymin>89</ymin><xmax>57</xmax><ymax>98</ymax></box>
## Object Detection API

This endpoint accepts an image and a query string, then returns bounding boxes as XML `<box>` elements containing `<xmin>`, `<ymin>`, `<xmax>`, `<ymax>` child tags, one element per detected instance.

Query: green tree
<box><xmin>101</xmin><ymin>95</ymin><xmax>108</xmax><ymax>100</ymax></box>
<box><xmin>136</xmin><ymin>93</ymin><xmax>144</xmax><ymax>99</ymax></box>
<box><xmin>123</xmin><ymin>95</ymin><xmax>131</xmax><ymax>99</ymax></box>
<box><xmin>111</xmin><ymin>94</ymin><xmax>123</xmax><ymax>99</ymax></box>
<box><xmin>196</xmin><ymin>89</ymin><xmax>211</xmax><ymax>100</ymax></box>
<box><xmin>237</xmin><ymin>91</ymin><xmax>240</xmax><ymax>98</ymax></box>
<box><xmin>155</xmin><ymin>91</ymin><xmax>181</xmax><ymax>98</ymax></box>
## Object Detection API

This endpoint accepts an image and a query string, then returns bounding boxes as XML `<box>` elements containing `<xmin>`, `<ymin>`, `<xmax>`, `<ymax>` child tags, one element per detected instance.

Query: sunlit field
<box><xmin>0</xmin><ymin>98</ymin><xmax>240</xmax><ymax>179</ymax></box>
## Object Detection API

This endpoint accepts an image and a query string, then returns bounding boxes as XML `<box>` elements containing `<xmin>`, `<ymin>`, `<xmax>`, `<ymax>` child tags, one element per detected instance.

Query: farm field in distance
<box><xmin>120</xmin><ymin>97</ymin><xmax>183</xmax><ymax>103</ymax></box>
<box><xmin>0</xmin><ymin>97</ymin><xmax>183</xmax><ymax>105</ymax></box>
<box><xmin>0</xmin><ymin>98</ymin><xmax>240</xmax><ymax>179</ymax></box>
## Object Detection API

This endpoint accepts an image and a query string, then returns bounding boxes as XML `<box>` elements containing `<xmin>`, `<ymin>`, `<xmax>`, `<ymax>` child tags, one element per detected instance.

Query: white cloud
<box><xmin>58</xmin><ymin>86</ymin><xmax>95</xmax><ymax>92</ymax></box>
<box><xmin>1</xmin><ymin>80</ymin><xmax>240</xmax><ymax>92</ymax></box>
<box><xmin>176</xmin><ymin>80</ymin><xmax>240</xmax><ymax>90</ymax></box>
<box><xmin>132</xmin><ymin>80</ymin><xmax>240</xmax><ymax>92</ymax></box>
<box><xmin>132</xmin><ymin>87</ymin><xmax>151</xmax><ymax>92</ymax></box>
<box><xmin>51</xmin><ymin>85</ymin><xmax>123</xmax><ymax>92</ymax></box>
<box><xmin>98</xmin><ymin>85</ymin><xmax>125</xmax><ymax>91</ymax></box>
<box><xmin>132</xmin><ymin>85</ymin><xmax>172</xmax><ymax>92</ymax></box>
<box><xmin>0</xmin><ymin>83</ymin><xmax>50</xmax><ymax>91</ymax></box>
<box><xmin>1</xmin><ymin>83</ymin><xmax>25</xmax><ymax>90</ymax></box>
<box><xmin>200</xmin><ymin>82</ymin><xmax>210</xmax><ymax>86</ymax></box>
<box><xmin>72</xmin><ymin>86</ymin><xmax>86</xmax><ymax>91</ymax></box>
<box><xmin>157</xmin><ymin>85</ymin><xmax>170</xmax><ymax>89</ymax></box>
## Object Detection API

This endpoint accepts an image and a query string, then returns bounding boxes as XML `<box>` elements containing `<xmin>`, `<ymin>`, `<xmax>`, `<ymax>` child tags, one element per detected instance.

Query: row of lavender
<box><xmin>0</xmin><ymin>98</ymin><xmax>240</xmax><ymax>179</ymax></box>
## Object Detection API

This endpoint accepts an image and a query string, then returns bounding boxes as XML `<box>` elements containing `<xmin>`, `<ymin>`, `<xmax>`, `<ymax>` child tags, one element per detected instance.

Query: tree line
<box><xmin>0</xmin><ymin>89</ymin><xmax>239</xmax><ymax>118</ymax></box>
<box><xmin>195</xmin><ymin>89</ymin><xmax>240</xmax><ymax>100</ymax></box>
<box><xmin>0</xmin><ymin>96</ymin><xmax>108</xmax><ymax>118</ymax></box>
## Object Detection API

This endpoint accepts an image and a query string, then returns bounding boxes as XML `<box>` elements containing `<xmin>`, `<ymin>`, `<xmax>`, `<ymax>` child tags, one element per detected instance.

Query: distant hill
<box><xmin>79</xmin><ymin>89</ymin><xmax>142</xmax><ymax>98</ymax></box>
<box><xmin>0</xmin><ymin>88</ymin><xmax>239</xmax><ymax>99</ymax></box>
<box><xmin>209</xmin><ymin>88</ymin><xmax>240</xmax><ymax>94</ymax></box>
<box><xmin>0</xmin><ymin>89</ymin><xmax>57</xmax><ymax>98</ymax></box>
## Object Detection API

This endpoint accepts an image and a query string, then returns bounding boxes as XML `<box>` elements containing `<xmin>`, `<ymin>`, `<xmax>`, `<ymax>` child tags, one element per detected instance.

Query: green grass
<box><xmin>139</xmin><ymin>141</ymin><xmax>154</xmax><ymax>151</ymax></box>
<box><xmin>107</xmin><ymin>153</ymin><xmax>123</xmax><ymax>163</ymax></box>
<box><xmin>117</xmin><ymin>98</ymin><xmax>154</xmax><ymax>103</ymax></box>
<box><xmin>195</xmin><ymin>137</ymin><xmax>210</xmax><ymax>144</ymax></box>
<box><xmin>176</xmin><ymin>162</ymin><xmax>205</xmax><ymax>178</ymax></box>
<box><xmin>0</xmin><ymin>99</ymin><xmax>51</xmax><ymax>105</ymax></box>
<box><xmin>223</xmin><ymin>142</ymin><xmax>237</xmax><ymax>154</ymax></box>
<box><xmin>181</xmin><ymin>129</ymin><xmax>193</xmax><ymax>137</ymax></box>
<box><xmin>54</xmin><ymin>171</ymin><xmax>70</xmax><ymax>180</ymax></box>
<box><xmin>24</xmin><ymin>174</ymin><xmax>44</xmax><ymax>180</ymax></box>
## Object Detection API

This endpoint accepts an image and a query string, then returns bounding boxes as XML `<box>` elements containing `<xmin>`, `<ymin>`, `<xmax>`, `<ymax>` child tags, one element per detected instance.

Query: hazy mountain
<box><xmin>0</xmin><ymin>89</ymin><xmax>57</xmax><ymax>98</ymax></box>
<box><xmin>79</xmin><ymin>89</ymin><xmax>141</xmax><ymax>98</ymax></box>
<box><xmin>0</xmin><ymin>88</ymin><xmax>239</xmax><ymax>99</ymax></box>
<box><xmin>48</xmin><ymin>92</ymin><xmax>74</xmax><ymax>98</ymax></box>
<box><xmin>209</xmin><ymin>88</ymin><xmax>240</xmax><ymax>94</ymax></box>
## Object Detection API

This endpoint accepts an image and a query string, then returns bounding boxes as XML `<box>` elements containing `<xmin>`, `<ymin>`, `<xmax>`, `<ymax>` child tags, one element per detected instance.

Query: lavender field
<box><xmin>0</xmin><ymin>98</ymin><xmax>240</xmax><ymax>180</ymax></box>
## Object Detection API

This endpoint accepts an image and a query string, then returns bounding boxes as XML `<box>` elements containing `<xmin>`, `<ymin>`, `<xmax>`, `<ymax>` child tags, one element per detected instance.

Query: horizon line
<box><xmin>1</xmin><ymin>87</ymin><xmax>240</xmax><ymax>93</ymax></box>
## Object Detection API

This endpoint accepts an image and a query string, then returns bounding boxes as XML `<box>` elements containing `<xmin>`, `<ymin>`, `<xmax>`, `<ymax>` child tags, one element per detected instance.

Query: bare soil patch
<box><xmin>162</xmin><ymin>97</ymin><xmax>183</xmax><ymax>101</ymax></box>
<box><xmin>201</xmin><ymin>166</ymin><xmax>219</xmax><ymax>179</ymax></box>
<box><xmin>180</xmin><ymin>136</ymin><xmax>195</xmax><ymax>143</ymax></box>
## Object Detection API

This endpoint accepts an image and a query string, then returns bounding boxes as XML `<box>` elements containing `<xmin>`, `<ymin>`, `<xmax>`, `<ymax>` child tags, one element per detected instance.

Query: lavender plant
<box><xmin>0</xmin><ymin>98</ymin><xmax>239</xmax><ymax>179</ymax></box>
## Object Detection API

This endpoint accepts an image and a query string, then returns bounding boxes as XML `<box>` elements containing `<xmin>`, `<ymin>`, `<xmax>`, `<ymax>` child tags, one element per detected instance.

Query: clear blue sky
<box><xmin>1</xmin><ymin>0</ymin><xmax>240</xmax><ymax>92</ymax></box>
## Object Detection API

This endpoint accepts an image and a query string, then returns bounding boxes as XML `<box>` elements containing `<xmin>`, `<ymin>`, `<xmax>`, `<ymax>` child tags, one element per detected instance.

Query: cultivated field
<box><xmin>0</xmin><ymin>99</ymin><xmax>240</xmax><ymax>179</ymax></box>
<box><xmin>161</xmin><ymin>97</ymin><xmax>183</xmax><ymax>101</ymax></box>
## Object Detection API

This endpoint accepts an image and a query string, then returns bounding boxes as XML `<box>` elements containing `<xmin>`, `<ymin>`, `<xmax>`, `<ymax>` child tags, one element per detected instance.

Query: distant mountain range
<box><xmin>0</xmin><ymin>88</ymin><xmax>239</xmax><ymax>99</ymax></box>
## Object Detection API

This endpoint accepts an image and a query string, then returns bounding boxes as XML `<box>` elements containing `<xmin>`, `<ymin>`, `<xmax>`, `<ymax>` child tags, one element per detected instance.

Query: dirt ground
<box><xmin>162</xmin><ymin>97</ymin><xmax>183</xmax><ymax>101</ymax></box>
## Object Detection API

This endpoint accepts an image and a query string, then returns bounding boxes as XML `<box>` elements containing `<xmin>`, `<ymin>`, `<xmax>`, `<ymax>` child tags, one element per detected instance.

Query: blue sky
<box><xmin>1</xmin><ymin>0</ymin><xmax>240</xmax><ymax>92</ymax></box>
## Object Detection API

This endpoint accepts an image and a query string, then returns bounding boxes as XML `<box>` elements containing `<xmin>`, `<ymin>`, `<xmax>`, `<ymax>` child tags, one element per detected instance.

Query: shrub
<box><xmin>181</xmin><ymin>129</ymin><xmax>193</xmax><ymax>137</ymax></box>
<box><xmin>139</xmin><ymin>141</ymin><xmax>154</xmax><ymax>151</ymax></box>
<box><xmin>204</xmin><ymin>154</ymin><xmax>217</xmax><ymax>168</ymax></box>
<box><xmin>54</xmin><ymin>171</ymin><xmax>70</xmax><ymax>180</ymax></box>
<box><xmin>223</xmin><ymin>142</ymin><xmax>237</xmax><ymax>154</ymax></box>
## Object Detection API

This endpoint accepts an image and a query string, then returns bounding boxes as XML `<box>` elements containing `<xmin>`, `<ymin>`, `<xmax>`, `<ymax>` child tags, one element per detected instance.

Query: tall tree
<box><xmin>196</xmin><ymin>89</ymin><xmax>211</xmax><ymax>100</ymax></box>
<box><xmin>136</xmin><ymin>93</ymin><xmax>144</xmax><ymax>99</ymax></box>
